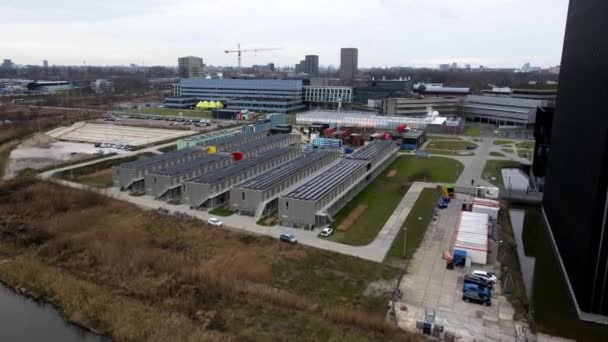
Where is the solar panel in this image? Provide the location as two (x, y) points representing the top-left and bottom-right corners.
(151, 153), (231, 176)
(190, 147), (297, 184)
(283, 159), (367, 201)
(118, 147), (204, 169)
(237, 150), (337, 191)
(348, 140), (395, 161)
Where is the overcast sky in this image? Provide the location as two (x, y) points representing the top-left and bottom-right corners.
(1, 0), (569, 68)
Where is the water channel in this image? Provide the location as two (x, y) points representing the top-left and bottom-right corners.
(509, 205), (608, 341)
(0, 283), (108, 342)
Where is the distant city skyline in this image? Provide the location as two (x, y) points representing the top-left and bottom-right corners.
(2, 0), (568, 68)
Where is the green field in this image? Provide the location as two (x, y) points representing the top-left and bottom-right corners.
(425, 139), (477, 151)
(328, 156), (463, 246)
(502, 148), (515, 154)
(387, 188), (440, 259)
(425, 149), (474, 156)
(426, 135), (463, 140)
(481, 159), (522, 187)
(516, 141), (535, 149)
(493, 140), (515, 145)
(158, 144), (178, 153)
(489, 151), (506, 157)
(134, 108), (212, 118)
(209, 206), (235, 217)
(517, 149), (533, 160)
(463, 126), (481, 137)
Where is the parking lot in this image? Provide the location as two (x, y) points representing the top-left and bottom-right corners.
(395, 195), (519, 341)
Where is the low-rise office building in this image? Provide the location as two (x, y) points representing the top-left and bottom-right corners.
(144, 153), (232, 200)
(463, 95), (543, 126)
(112, 147), (206, 193)
(184, 147), (302, 209)
(401, 130), (427, 150)
(176, 127), (244, 149)
(383, 97), (461, 116)
(278, 140), (398, 228)
(303, 86), (352, 104)
(223, 133), (300, 158)
(166, 79), (305, 113)
(229, 150), (340, 217)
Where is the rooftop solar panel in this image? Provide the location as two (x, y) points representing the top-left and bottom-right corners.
(283, 159), (367, 201)
(118, 147), (203, 169)
(190, 147), (297, 184)
(150, 153), (231, 176)
(348, 140), (395, 161)
(237, 151), (337, 191)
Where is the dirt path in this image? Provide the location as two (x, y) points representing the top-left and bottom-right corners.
(386, 169), (397, 178)
(337, 205), (368, 232)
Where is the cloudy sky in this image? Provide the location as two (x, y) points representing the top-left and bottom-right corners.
(1, 0), (569, 68)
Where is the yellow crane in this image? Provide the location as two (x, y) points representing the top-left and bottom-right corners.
(224, 43), (282, 73)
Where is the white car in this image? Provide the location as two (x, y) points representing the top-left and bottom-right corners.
(472, 270), (498, 284)
(319, 227), (334, 237)
(207, 218), (223, 226)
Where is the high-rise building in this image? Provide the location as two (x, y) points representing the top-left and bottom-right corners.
(304, 55), (319, 75)
(542, 0), (608, 323)
(340, 48), (358, 83)
(178, 56), (204, 78)
(43, 60), (48, 68)
(1, 59), (14, 69)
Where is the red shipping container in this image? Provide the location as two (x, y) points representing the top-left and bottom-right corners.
(232, 151), (243, 161)
(397, 124), (407, 133)
(324, 128), (335, 136)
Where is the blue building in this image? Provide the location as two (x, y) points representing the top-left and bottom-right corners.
(165, 79), (305, 113)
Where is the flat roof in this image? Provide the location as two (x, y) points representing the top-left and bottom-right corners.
(237, 150), (337, 191)
(190, 146), (297, 184)
(403, 130), (425, 139)
(222, 133), (295, 153)
(348, 140), (395, 161)
(151, 153), (231, 176)
(283, 159), (367, 201)
(118, 147), (203, 169)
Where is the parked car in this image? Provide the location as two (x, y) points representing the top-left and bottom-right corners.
(462, 290), (491, 306)
(280, 233), (297, 244)
(464, 274), (493, 289)
(463, 283), (491, 297)
(207, 217), (223, 226)
(472, 270), (498, 284)
(319, 227), (334, 237)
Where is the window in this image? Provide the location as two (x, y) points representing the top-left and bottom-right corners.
(285, 201), (289, 209)
(242, 192), (245, 200)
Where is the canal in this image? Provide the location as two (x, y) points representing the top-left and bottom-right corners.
(509, 205), (608, 341)
(0, 283), (108, 342)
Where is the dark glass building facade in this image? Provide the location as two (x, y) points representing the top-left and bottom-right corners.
(542, 0), (608, 323)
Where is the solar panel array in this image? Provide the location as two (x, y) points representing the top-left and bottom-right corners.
(119, 147), (203, 169)
(282, 159), (367, 201)
(221, 133), (295, 153)
(151, 153), (231, 176)
(190, 147), (297, 184)
(211, 131), (267, 149)
(349, 140), (396, 161)
(237, 151), (336, 191)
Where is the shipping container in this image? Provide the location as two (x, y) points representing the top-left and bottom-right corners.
(231, 151), (243, 161)
(206, 146), (217, 154)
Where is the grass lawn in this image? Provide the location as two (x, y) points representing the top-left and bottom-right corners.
(517, 149), (533, 160)
(463, 126), (481, 137)
(387, 188), (440, 259)
(481, 159), (522, 187)
(425, 149), (474, 156)
(209, 206), (235, 217)
(493, 140), (515, 145)
(329, 155), (463, 246)
(425, 139), (477, 151)
(489, 151), (506, 157)
(515, 141), (535, 149)
(0, 140), (20, 178)
(426, 135), (463, 140)
(502, 148), (515, 154)
(135, 108), (212, 118)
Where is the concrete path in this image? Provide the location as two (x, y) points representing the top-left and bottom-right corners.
(44, 175), (438, 263)
(367, 182), (438, 260)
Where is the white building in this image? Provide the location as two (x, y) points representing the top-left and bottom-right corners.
(303, 86), (352, 104)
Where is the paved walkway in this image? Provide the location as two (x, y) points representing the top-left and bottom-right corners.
(45, 175), (438, 263)
(396, 196), (517, 341)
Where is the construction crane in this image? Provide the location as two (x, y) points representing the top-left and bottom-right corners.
(224, 43), (282, 73)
